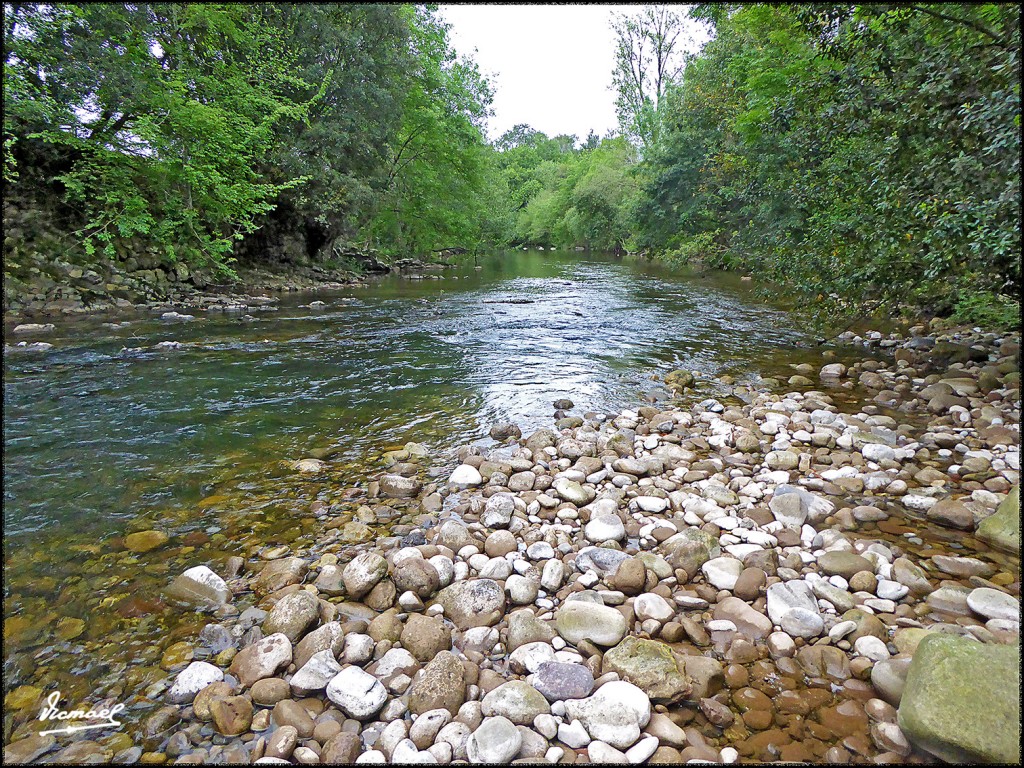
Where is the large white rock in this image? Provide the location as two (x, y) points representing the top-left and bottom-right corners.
(563, 681), (651, 750)
(585, 514), (626, 543)
(632, 593), (674, 623)
(466, 716), (522, 763)
(167, 661), (224, 704)
(766, 580), (820, 627)
(449, 464), (483, 485)
(635, 497), (669, 513)
(701, 557), (745, 591)
(290, 649), (343, 693)
(326, 666), (388, 719)
(165, 565), (231, 609)
(555, 601), (628, 647)
(966, 588), (1020, 622)
(482, 494), (515, 528)
(862, 444), (896, 463)
(343, 552), (389, 599)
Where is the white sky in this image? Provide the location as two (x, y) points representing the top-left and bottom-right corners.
(441, 4), (707, 144)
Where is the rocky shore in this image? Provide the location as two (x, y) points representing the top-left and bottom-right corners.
(3, 239), (448, 323)
(3, 323), (1020, 765)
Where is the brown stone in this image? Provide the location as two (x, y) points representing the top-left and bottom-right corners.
(401, 614), (452, 662)
(407, 650), (466, 715)
(926, 498), (975, 529)
(193, 681), (235, 720)
(365, 578), (397, 611)
(733, 568), (766, 601)
(254, 557), (308, 595)
(368, 610), (404, 644)
(209, 695), (253, 736)
(272, 699), (315, 738)
(322, 732), (361, 763)
(612, 557), (647, 595)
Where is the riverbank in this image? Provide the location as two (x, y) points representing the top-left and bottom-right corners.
(2, 256), (460, 325)
(4, 321), (1018, 764)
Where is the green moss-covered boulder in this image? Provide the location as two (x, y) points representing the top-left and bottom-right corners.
(898, 634), (1020, 764)
(602, 637), (690, 703)
(976, 485), (1020, 555)
(664, 369), (695, 392)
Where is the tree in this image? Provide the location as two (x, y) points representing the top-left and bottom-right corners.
(366, 5), (498, 255)
(248, 4), (413, 261)
(4, 3), (317, 271)
(633, 2), (1020, 324)
(611, 5), (691, 149)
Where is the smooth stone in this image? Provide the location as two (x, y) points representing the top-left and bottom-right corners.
(165, 565), (231, 609)
(633, 592), (674, 622)
(480, 680), (551, 725)
(563, 681), (651, 750)
(817, 551), (875, 580)
(326, 666), (388, 720)
(976, 485), (1020, 554)
(766, 580), (819, 626)
(449, 464), (483, 486)
(262, 591), (320, 643)
(585, 514), (626, 543)
(714, 597), (773, 640)
(230, 633), (293, 688)
(555, 600), (627, 647)
(124, 529), (169, 553)
(780, 607), (824, 638)
(290, 649), (343, 693)
(167, 661), (224, 704)
(533, 661), (595, 701)
(966, 588), (1020, 622)
(465, 716), (522, 764)
(343, 552), (389, 599)
(701, 557), (745, 591)
(575, 547), (631, 577)
(436, 579), (506, 629)
(898, 634), (1020, 764)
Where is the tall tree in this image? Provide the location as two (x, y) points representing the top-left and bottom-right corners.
(4, 3), (316, 270)
(366, 5), (497, 254)
(611, 5), (690, 149)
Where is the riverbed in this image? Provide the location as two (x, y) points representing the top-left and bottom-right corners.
(3, 250), (1017, 763)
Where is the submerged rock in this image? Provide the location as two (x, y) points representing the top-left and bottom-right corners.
(164, 565), (231, 610)
(124, 529), (169, 553)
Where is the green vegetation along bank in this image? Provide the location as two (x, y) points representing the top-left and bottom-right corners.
(3, 3), (1020, 327)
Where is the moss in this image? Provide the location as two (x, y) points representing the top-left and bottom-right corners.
(898, 634), (1020, 764)
(976, 485), (1020, 555)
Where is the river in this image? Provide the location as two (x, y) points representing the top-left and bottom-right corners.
(2, 249), (863, 749)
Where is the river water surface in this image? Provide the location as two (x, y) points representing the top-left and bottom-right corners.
(3, 250), (855, 748)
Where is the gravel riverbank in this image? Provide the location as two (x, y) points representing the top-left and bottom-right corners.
(3, 322), (1019, 765)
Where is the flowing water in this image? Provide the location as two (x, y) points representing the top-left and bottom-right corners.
(2, 250), (876, 749)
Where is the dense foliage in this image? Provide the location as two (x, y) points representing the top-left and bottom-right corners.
(631, 3), (1021, 324)
(491, 126), (639, 252)
(3, 3), (498, 272)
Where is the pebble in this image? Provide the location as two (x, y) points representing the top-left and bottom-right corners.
(18, 325), (1015, 768)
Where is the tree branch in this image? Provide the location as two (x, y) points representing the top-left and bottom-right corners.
(907, 5), (1011, 47)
